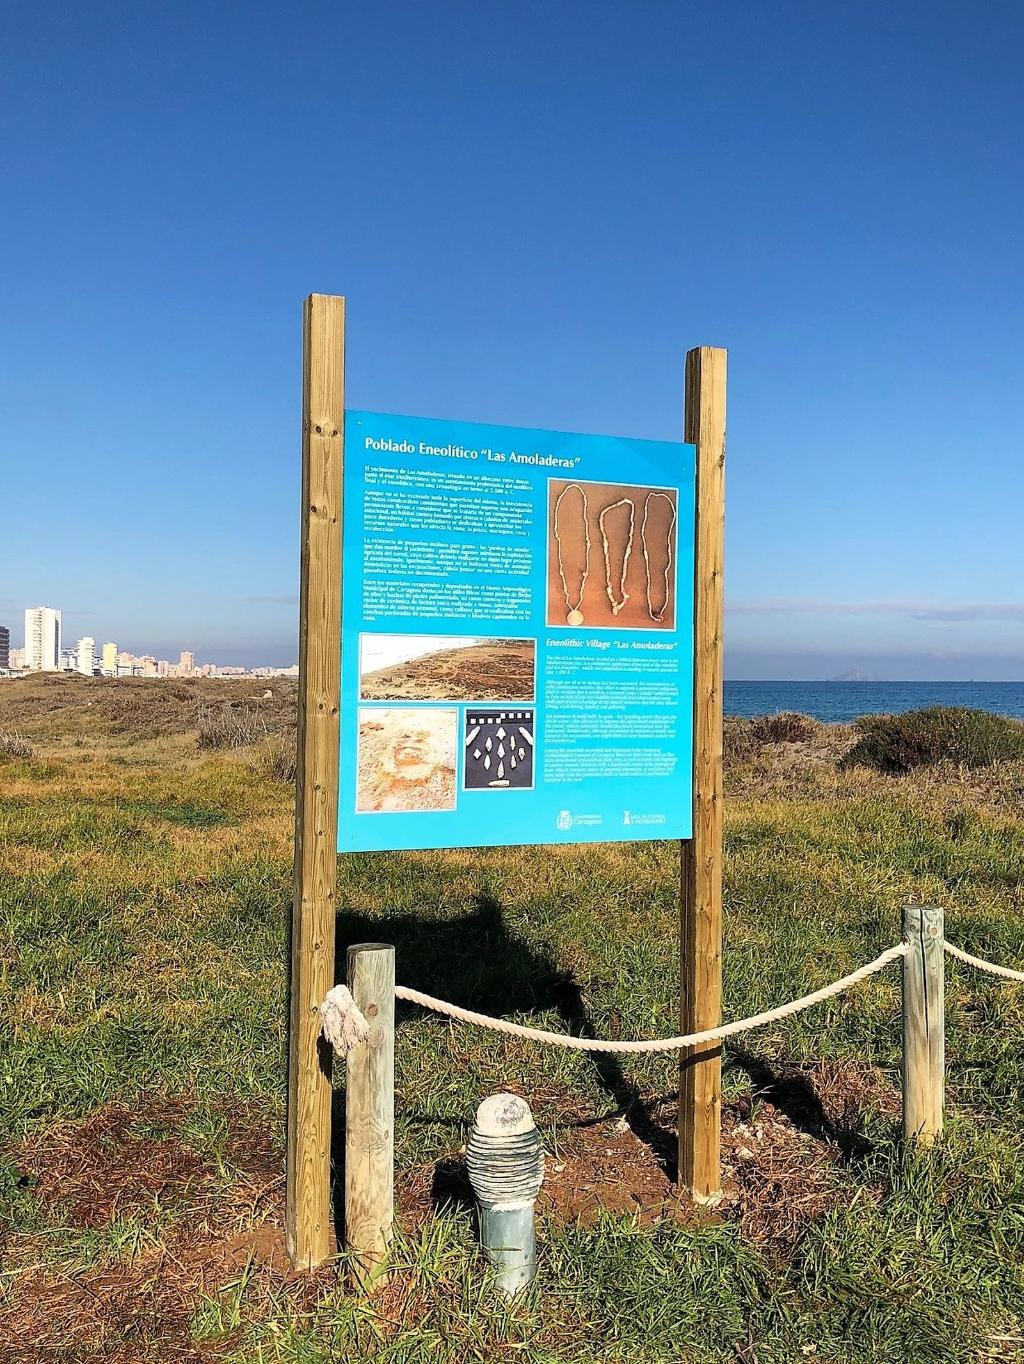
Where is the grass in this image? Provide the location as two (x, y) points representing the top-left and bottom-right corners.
(3, 680), (1024, 1361)
(844, 706), (1024, 774)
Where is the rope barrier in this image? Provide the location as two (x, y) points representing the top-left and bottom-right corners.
(320, 940), (1024, 1059)
(944, 941), (1024, 983)
(388, 944), (909, 1054)
(328, 922), (1024, 1271)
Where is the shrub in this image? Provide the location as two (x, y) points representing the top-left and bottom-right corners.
(724, 712), (820, 764)
(750, 711), (819, 745)
(843, 706), (1024, 774)
(253, 733), (297, 784)
(723, 716), (758, 763)
(0, 730), (33, 760)
(196, 702), (268, 750)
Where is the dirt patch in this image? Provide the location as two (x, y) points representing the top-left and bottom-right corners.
(0, 1218), (332, 1364)
(397, 1114), (684, 1230)
(722, 1103), (849, 1254)
(720, 1058), (897, 1253)
(1, 1064), (896, 1358)
(1, 1099), (328, 1364)
(542, 1118), (685, 1225)
(15, 1099), (207, 1227)
(9, 1095), (286, 1233)
(397, 1062), (895, 1255)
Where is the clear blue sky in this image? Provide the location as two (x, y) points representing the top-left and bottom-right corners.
(3, 1), (1022, 677)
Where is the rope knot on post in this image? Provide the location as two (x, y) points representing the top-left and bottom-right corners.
(319, 984), (370, 1054)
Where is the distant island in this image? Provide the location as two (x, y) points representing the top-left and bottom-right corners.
(829, 668), (885, 682)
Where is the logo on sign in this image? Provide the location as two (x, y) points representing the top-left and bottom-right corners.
(556, 810), (572, 831)
(624, 810), (667, 827)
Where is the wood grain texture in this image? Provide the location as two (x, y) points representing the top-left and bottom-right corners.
(286, 294), (345, 1269)
(678, 345), (727, 1201)
(345, 943), (395, 1284)
(902, 904), (945, 1144)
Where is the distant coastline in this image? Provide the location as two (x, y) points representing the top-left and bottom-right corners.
(725, 680), (1024, 724)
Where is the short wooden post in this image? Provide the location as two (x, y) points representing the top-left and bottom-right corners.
(345, 943), (395, 1285)
(902, 904), (944, 1144)
(678, 346), (727, 1201)
(286, 294), (345, 1268)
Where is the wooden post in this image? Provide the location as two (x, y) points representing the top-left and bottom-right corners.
(286, 294), (345, 1268)
(902, 904), (944, 1144)
(678, 346), (727, 1201)
(345, 943), (395, 1284)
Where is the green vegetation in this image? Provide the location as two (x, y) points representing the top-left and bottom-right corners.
(3, 682), (1024, 1361)
(845, 705), (1024, 774)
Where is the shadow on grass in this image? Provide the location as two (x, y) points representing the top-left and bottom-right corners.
(322, 895), (885, 1242)
(725, 1047), (876, 1159)
(329, 891), (683, 1227)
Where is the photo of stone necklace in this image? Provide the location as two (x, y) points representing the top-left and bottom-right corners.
(598, 497), (635, 616)
(552, 482), (590, 625)
(641, 490), (677, 622)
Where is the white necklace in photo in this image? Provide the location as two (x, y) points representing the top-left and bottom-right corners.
(641, 491), (677, 623)
(553, 483), (590, 625)
(599, 497), (635, 617)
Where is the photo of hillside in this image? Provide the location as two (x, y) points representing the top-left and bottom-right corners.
(359, 635), (536, 702)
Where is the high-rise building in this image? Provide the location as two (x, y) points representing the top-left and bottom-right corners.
(24, 607), (61, 671)
(75, 637), (96, 676)
(101, 642), (118, 676)
(0, 625), (9, 670)
(179, 650), (195, 674)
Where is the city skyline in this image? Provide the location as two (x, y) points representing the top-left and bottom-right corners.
(5, 603), (296, 677)
(4, 595), (1024, 682)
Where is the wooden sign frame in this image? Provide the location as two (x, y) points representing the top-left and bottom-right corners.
(284, 294), (726, 1266)
(679, 347), (727, 1201)
(286, 294), (345, 1268)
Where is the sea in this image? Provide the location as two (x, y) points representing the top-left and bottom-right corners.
(724, 681), (1024, 724)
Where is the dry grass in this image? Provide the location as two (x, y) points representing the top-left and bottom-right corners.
(0, 730), (33, 760)
(251, 733), (297, 784)
(0, 673), (296, 743)
(196, 702), (268, 750)
(4, 681), (1024, 1362)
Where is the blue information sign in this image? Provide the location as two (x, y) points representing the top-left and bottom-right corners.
(338, 411), (695, 851)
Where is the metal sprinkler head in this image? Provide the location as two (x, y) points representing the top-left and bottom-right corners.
(466, 1094), (545, 1295)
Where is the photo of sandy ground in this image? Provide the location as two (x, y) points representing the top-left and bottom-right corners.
(359, 635), (536, 702)
(356, 707), (457, 813)
(547, 479), (678, 631)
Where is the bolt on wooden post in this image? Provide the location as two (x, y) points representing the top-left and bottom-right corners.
(345, 943), (395, 1285)
(286, 294), (345, 1269)
(902, 903), (945, 1144)
(678, 346), (727, 1202)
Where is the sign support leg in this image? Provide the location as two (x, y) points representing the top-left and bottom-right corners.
(345, 942), (396, 1283)
(678, 345), (727, 1201)
(286, 293), (346, 1268)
